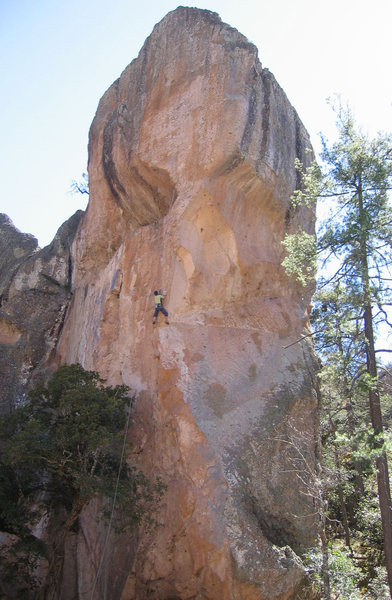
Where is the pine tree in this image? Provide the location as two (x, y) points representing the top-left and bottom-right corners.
(283, 103), (392, 596)
(312, 284), (389, 591)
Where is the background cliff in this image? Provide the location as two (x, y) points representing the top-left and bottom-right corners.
(1, 7), (319, 599)
(0, 211), (83, 413)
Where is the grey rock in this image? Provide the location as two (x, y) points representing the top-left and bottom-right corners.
(0, 211), (83, 413)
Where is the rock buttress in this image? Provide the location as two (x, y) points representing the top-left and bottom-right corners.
(56, 7), (319, 600)
(0, 211), (83, 413)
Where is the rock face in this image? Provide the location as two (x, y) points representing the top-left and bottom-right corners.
(53, 8), (319, 599)
(2, 7), (319, 599)
(0, 211), (83, 412)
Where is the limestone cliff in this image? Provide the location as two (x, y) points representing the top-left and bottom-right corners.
(1, 7), (319, 599)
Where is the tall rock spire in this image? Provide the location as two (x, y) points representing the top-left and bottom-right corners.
(2, 7), (319, 599)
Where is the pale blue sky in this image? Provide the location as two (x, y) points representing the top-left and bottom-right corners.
(1, 0), (391, 246)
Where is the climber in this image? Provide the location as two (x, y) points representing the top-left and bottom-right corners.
(153, 290), (169, 325)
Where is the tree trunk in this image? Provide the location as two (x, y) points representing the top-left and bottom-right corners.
(359, 184), (392, 597)
(364, 302), (392, 597)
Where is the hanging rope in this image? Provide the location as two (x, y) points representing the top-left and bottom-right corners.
(282, 329), (319, 349)
(90, 406), (131, 600)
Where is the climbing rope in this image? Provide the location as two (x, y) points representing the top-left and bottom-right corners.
(282, 329), (318, 349)
(90, 405), (131, 600)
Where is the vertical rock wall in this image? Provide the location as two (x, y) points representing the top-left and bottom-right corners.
(0, 212), (83, 413)
(55, 7), (317, 599)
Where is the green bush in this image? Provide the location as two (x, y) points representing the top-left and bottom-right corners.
(304, 545), (362, 600)
(0, 364), (164, 596)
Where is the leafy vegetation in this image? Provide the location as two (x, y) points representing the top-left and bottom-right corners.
(282, 101), (392, 599)
(0, 364), (164, 598)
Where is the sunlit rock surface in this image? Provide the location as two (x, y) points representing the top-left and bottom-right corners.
(1, 7), (319, 599)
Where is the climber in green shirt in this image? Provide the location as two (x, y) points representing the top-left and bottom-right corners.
(153, 291), (169, 325)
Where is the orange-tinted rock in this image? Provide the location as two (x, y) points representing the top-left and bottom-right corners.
(55, 7), (318, 599)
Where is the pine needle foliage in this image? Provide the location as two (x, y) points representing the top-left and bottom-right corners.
(282, 101), (392, 598)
